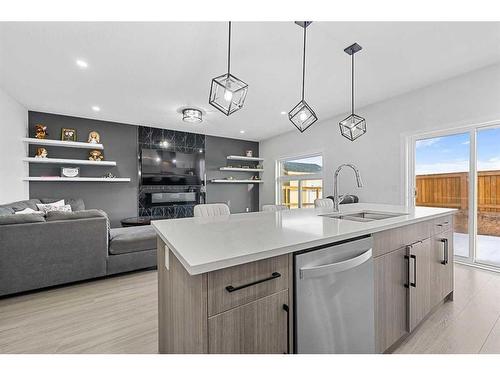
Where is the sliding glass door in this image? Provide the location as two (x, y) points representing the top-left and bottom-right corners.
(411, 123), (500, 269)
(414, 133), (471, 260)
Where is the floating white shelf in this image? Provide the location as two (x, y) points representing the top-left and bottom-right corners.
(23, 157), (116, 166)
(23, 138), (104, 150)
(219, 167), (264, 172)
(226, 155), (264, 162)
(210, 179), (263, 184)
(23, 177), (130, 182)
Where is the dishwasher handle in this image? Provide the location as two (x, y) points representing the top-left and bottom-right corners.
(299, 248), (372, 279)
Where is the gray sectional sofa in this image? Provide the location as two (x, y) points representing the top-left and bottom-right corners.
(0, 198), (157, 297)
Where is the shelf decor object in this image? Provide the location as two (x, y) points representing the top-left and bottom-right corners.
(182, 108), (203, 123)
(209, 21), (248, 116)
(288, 21), (318, 133)
(23, 138), (104, 150)
(339, 42), (367, 141)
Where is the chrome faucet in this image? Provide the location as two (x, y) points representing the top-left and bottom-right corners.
(333, 163), (363, 212)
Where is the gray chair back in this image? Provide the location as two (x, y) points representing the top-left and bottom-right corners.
(262, 204), (289, 212)
(194, 203), (230, 217)
(314, 198), (334, 208)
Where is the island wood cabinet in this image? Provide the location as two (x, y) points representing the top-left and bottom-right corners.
(373, 215), (454, 353)
(157, 214), (454, 354)
(157, 239), (292, 354)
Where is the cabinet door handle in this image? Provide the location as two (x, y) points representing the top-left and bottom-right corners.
(283, 304), (290, 354)
(410, 255), (417, 288)
(225, 272), (281, 293)
(440, 238), (449, 265)
(404, 255), (410, 289)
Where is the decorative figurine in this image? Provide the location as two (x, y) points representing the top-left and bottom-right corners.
(34, 124), (48, 139)
(35, 147), (48, 158)
(89, 150), (104, 161)
(61, 128), (77, 142)
(245, 150), (253, 157)
(88, 131), (100, 144)
(60, 167), (80, 178)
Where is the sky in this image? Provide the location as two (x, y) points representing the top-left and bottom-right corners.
(415, 128), (500, 175)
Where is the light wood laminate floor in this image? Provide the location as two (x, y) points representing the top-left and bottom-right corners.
(1, 264), (500, 354)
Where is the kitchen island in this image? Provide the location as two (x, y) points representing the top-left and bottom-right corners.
(152, 203), (456, 354)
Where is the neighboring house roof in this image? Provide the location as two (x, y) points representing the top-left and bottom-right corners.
(284, 162), (322, 174)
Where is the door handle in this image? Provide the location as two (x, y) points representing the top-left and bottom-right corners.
(299, 248), (372, 279)
(440, 238), (449, 265)
(225, 272), (281, 293)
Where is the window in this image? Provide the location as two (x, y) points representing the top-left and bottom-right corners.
(277, 154), (323, 209)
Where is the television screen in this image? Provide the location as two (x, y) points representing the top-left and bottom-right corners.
(141, 148), (204, 185)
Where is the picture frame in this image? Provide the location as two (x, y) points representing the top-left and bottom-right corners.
(61, 128), (77, 142)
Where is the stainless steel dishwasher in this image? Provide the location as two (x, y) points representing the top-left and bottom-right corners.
(294, 236), (375, 354)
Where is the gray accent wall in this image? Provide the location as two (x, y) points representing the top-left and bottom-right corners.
(28, 112), (138, 227)
(205, 135), (259, 213)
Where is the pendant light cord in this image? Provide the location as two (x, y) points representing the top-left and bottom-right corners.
(227, 21), (232, 75)
(301, 25), (307, 100)
(351, 53), (355, 115)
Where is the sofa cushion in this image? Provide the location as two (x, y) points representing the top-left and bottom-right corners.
(109, 225), (157, 255)
(45, 209), (107, 222)
(0, 199), (42, 213)
(0, 207), (14, 216)
(40, 198), (85, 212)
(0, 213), (46, 225)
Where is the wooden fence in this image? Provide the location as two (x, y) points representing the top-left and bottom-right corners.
(416, 170), (500, 235)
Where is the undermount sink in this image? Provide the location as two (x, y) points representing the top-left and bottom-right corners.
(320, 210), (408, 222)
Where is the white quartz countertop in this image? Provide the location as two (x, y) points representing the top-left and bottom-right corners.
(151, 203), (456, 275)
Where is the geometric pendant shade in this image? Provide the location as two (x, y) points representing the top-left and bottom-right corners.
(288, 21), (318, 133)
(339, 42), (367, 141)
(209, 22), (248, 116)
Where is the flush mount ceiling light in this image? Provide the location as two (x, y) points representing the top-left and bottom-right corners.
(76, 59), (88, 69)
(209, 21), (248, 116)
(182, 108), (203, 123)
(339, 43), (367, 141)
(288, 21), (318, 133)
(91, 105), (100, 112)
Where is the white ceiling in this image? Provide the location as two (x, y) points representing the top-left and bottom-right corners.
(1, 22), (500, 141)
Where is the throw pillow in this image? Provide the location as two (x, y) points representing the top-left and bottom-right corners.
(36, 199), (67, 214)
(14, 207), (45, 215)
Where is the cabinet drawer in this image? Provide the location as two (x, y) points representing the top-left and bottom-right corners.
(433, 215), (453, 235)
(208, 290), (289, 354)
(208, 255), (288, 316)
(373, 221), (432, 257)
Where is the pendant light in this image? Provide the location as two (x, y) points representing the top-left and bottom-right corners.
(339, 42), (366, 141)
(288, 21), (318, 133)
(209, 21), (248, 116)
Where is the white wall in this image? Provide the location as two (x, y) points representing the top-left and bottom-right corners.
(0, 87), (28, 204)
(259, 63), (500, 208)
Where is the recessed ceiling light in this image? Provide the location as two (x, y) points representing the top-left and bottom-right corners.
(76, 59), (88, 69)
(91, 106), (100, 112)
(280, 111), (287, 115)
(240, 130), (245, 134)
